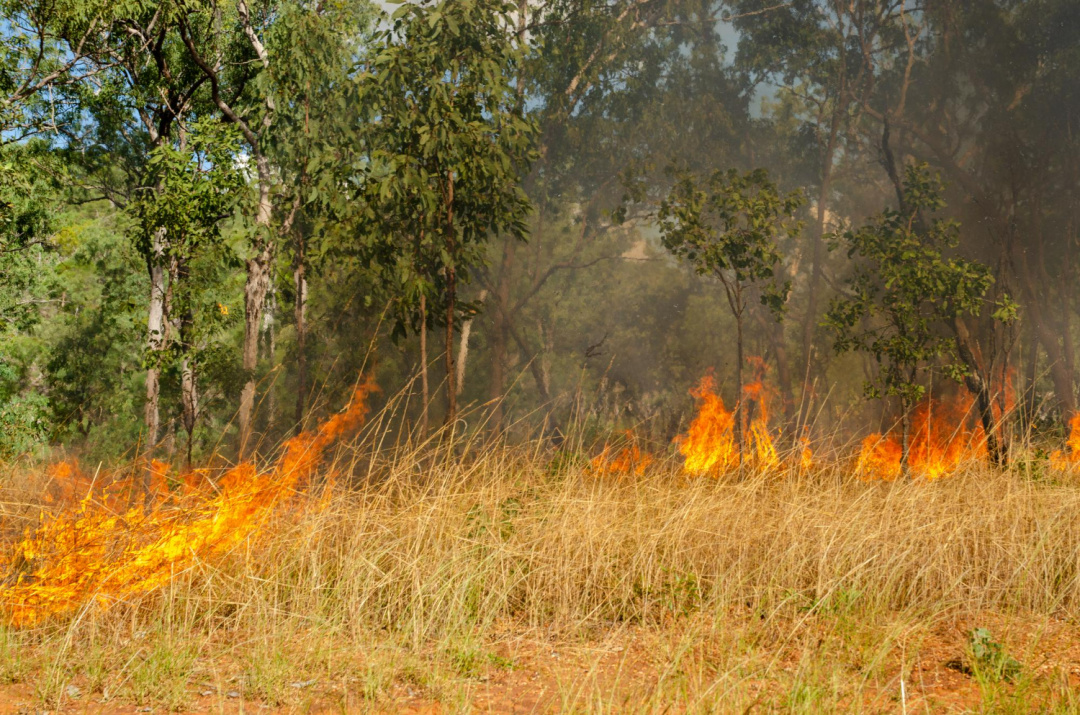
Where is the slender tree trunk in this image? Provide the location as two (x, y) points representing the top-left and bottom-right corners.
(293, 234), (308, 434)
(734, 306), (745, 470)
(488, 242), (514, 428)
(952, 317), (1004, 466)
(420, 293), (429, 433)
(181, 353), (197, 471)
(1023, 336), (1039, 428)
(798, 123), (839, 429)
(238, 241), (273, 455)
(144, 226), (168, 450)
(444, 173), (457, 426)
(456, 290), (487, 396)
(900, 400), (911, 475)
(262, 285), (277, 433)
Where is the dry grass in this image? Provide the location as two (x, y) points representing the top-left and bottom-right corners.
(4, 431), (1080, 712)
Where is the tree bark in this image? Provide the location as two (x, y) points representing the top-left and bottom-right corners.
(488, 245), (513, 428)
(456, 290), (487, 396)
(293, 233), (308, 434)
(239, 241), (273, 453)
(952, 316), (1004, 466)
(734, 300), (745, 470)
(144, 226), (167, 449)
(419, 293), (429, 433)
(798, 117), (840, 431)
(444, 172), (457, 426)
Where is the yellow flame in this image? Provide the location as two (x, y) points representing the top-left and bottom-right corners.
(0, 376), (377, 627)
(591, 431), (654, 477)
(856, 391), (986, 480)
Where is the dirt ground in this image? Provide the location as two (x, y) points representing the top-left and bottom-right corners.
(4, 610), (1079, 714)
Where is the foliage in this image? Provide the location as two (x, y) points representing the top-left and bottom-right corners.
(826, 165), (994, 411)
(968, 627), (1023, 683)
(353, 0), (537, 338)
(658, 167), (804, 318)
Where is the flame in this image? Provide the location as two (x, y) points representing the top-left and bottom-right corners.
(0, 376), (377, 627)
(677, 374), (739, 475)
(591, 431), (654, 477)
(856, 390), (987, 480)
(1050, 413), (1080, 469)
(676, 370), (799, 475)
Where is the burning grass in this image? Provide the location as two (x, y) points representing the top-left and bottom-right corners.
(1, 383), (1080, 710)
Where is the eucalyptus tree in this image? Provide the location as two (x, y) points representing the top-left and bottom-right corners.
(731, 0), (918, 422)
(826, 166), (1001, 471)
(355, 0), (536, 426)
(658, 167), (804, 462)
(262, 0), (373, 432)
(860, 0), (1080, 427)
(128, 120), (244, 468)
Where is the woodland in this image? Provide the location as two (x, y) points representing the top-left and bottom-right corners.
(3, 3), (1080, 712)
(0, 0), (1075, 471)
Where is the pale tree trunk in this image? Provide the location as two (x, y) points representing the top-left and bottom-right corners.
(262, 283), (277, 433)
(293, 234), (308, 433)
(144, 226), (168, 449)
(456, 290), (487, 395)
(444, 172), (457, 426)
(488, 242), (514, 429)
(239, 239), (273, 453)
(798, 123), (839, 431)
(419, 294), (429, 433)
(734, 303), (744, 470)
(180, 353), (197, 471)
(180, 0), (276, 456)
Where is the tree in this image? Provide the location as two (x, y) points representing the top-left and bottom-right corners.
(657, 167), (803, 463)
(128, 121), (243, 468)
(262, 1), (372, 433)
(355, 0), (537, 426)
(826, 165), (1000, 472)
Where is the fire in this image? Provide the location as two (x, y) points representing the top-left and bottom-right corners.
(0, 376), (377, 627)
(1050, 413), (1080, 468)
(856, 390), (987, 480)
(677, 374), (739, 475)
(676, 370), (803, 475)
(591, 431), (654, 477)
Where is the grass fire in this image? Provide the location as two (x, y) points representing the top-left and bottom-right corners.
(0, 0), (1078, 711)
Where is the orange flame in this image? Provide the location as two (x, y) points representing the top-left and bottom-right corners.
(0, 376), (377, 627)
(591, 431), (654, 477)
(1050, 413), (1080, 469)
(676, 370), (803, 475)
(856, 390), (987, 480)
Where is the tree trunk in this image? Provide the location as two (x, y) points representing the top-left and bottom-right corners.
(734, 306), (745, 470)
(293, 235), (308, 434)
(263, 284), (277, 433)
(180, 353), (197, 471)
(488, 241), (514, 429)
(1023, 336), (1039, 428)
(952, 316), (1005, 466)
(175, 256), (197, 473)
(900, 401), (911, 476)
(238, 242), (273, 455)
(419, 293), (429, 433)
(444, 172), (457, 426)
(798, 121), (839, 430)
(144, 226), (167, 450)
(456, 290), (487, 396)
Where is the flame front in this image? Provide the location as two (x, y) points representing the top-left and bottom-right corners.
(591, 431), (654, 477)
(676, 372), (800, 475)
(856, 391), (987, 480)
(0, 376), (377, 627)
(1051, 413), (1080, 468)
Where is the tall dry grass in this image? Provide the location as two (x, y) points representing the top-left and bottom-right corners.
(5, 415), (1080, 711)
